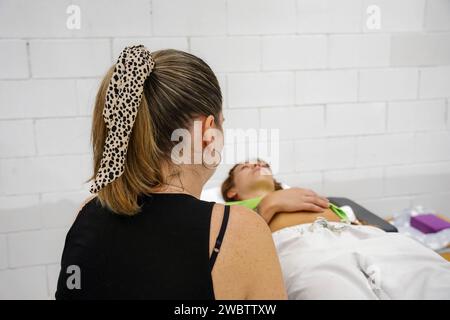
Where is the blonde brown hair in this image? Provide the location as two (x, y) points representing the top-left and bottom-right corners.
(88, 49), (222, 215)
(221, 159), (283, 202)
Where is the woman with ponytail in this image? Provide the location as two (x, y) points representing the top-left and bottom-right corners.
(55, 46), (286, 300)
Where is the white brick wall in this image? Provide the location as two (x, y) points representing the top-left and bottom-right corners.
(30, 40), (111, 78)
(0, 0), (449, 299)
(326, 102), (386, 135)
(295, 70), (358, 104)
(228, 0), (297, 35)
(262, 36), (327, 70)
(362, 0), (426, 32)
(228, 72), (295, 107)
(387, 100), (447, 132)
(359, 68), (419, 101)
(191, 37), (261, 72)
(329, 34), (391, 68)
(0, 40), (29, 79)
(419, 66), (450, 98)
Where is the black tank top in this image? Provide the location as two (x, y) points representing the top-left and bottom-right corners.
(55, 193), (230, 300)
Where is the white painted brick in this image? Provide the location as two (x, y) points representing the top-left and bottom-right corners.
(223, 109), (260, 130)
(0, 266), (48, 299)
(0, 80), (78, 119)
(0, 195), (41, 233)
(385, 162), (450, 196)
(0, 0), (69, 38)
(0, 40), (28, 79)
(0, 155), (91, 194)
(261, 106), (325, 140)
(387, 100), (447, 132)
(359, 68), (419, 101)
(152, 0), (226, 36)
(391, 34), (450, 66)
(358, 197), (411, 219)
(424, 0), (450, 31)
(30, 40), (111, 78)
(228, 72), (295, 108)
(113, 38), (189, 58)
(47, 264), (60, 299)
(262, 36), (327, 70)
(448, 99), (450, 129)
(414, 132), (450, 163)
(276, 172), (324, 194)
(412, 193), (450, 217)
(362, 0), (426, 32)
(0, 120), (35, 157)
(329, 34), (390, 68)
(228, 0), (296, 35)
(275, 141), (296, 174)
(294, 137), (356, 171)
(72, 0), (151, 37)
(420, 66), (450, 99)
(297, 0), (362, 33)
(8, 228), (67, 268)
(324, 167), (384, 199)
(0, 0), (151, 38)
(76, 78), (100, 116)
(326, 103), (386, 135)
(0, 235), (7, 270)
(355, 133), (415, 167)
(40, 190), (91, 229)
(217, 74), (228, 108)
(191, 37), (261, 73)
(296, 70), (357, 104)
(35, 117), (91, 155)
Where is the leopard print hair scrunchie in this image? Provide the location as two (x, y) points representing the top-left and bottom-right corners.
(89, 45), (155, 194)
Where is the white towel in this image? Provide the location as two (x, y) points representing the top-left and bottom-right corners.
(272, 219), (450, 300)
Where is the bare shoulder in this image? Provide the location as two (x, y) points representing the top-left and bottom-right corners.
(210, 203), (286, 299)
(228, 204), (272, 236)
(210, 203), (272, 251)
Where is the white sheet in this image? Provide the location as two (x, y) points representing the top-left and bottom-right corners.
(272, 219), (450, 300)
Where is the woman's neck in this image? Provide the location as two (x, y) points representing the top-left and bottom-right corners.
(238, 182), (275, 201)
(154, 164), (210, 199)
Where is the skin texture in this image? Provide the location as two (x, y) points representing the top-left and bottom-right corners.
(210, 203), (287, 299)
(268, 209), (341, 233)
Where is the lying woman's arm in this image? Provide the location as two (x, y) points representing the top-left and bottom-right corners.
(256, 188), (330, 224)
(268, 209), (341, 233)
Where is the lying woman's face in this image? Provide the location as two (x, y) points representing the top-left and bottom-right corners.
(229, 161), (276, 199)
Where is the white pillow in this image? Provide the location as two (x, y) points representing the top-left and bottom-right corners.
(200, 184), (291, 203)
(200, 186), (223, 203)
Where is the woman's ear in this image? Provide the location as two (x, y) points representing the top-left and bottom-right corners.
(227, 188), (238, 201)
(202, 115), (215, 147)
(203, 115), (215, 131)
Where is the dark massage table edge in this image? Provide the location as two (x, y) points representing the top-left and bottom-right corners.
(328, 197), (398, 233)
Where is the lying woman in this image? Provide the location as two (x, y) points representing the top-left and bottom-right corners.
(221, 160), (450, 300)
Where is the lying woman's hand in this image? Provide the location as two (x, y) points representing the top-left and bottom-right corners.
(257, 188), (329, 223)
